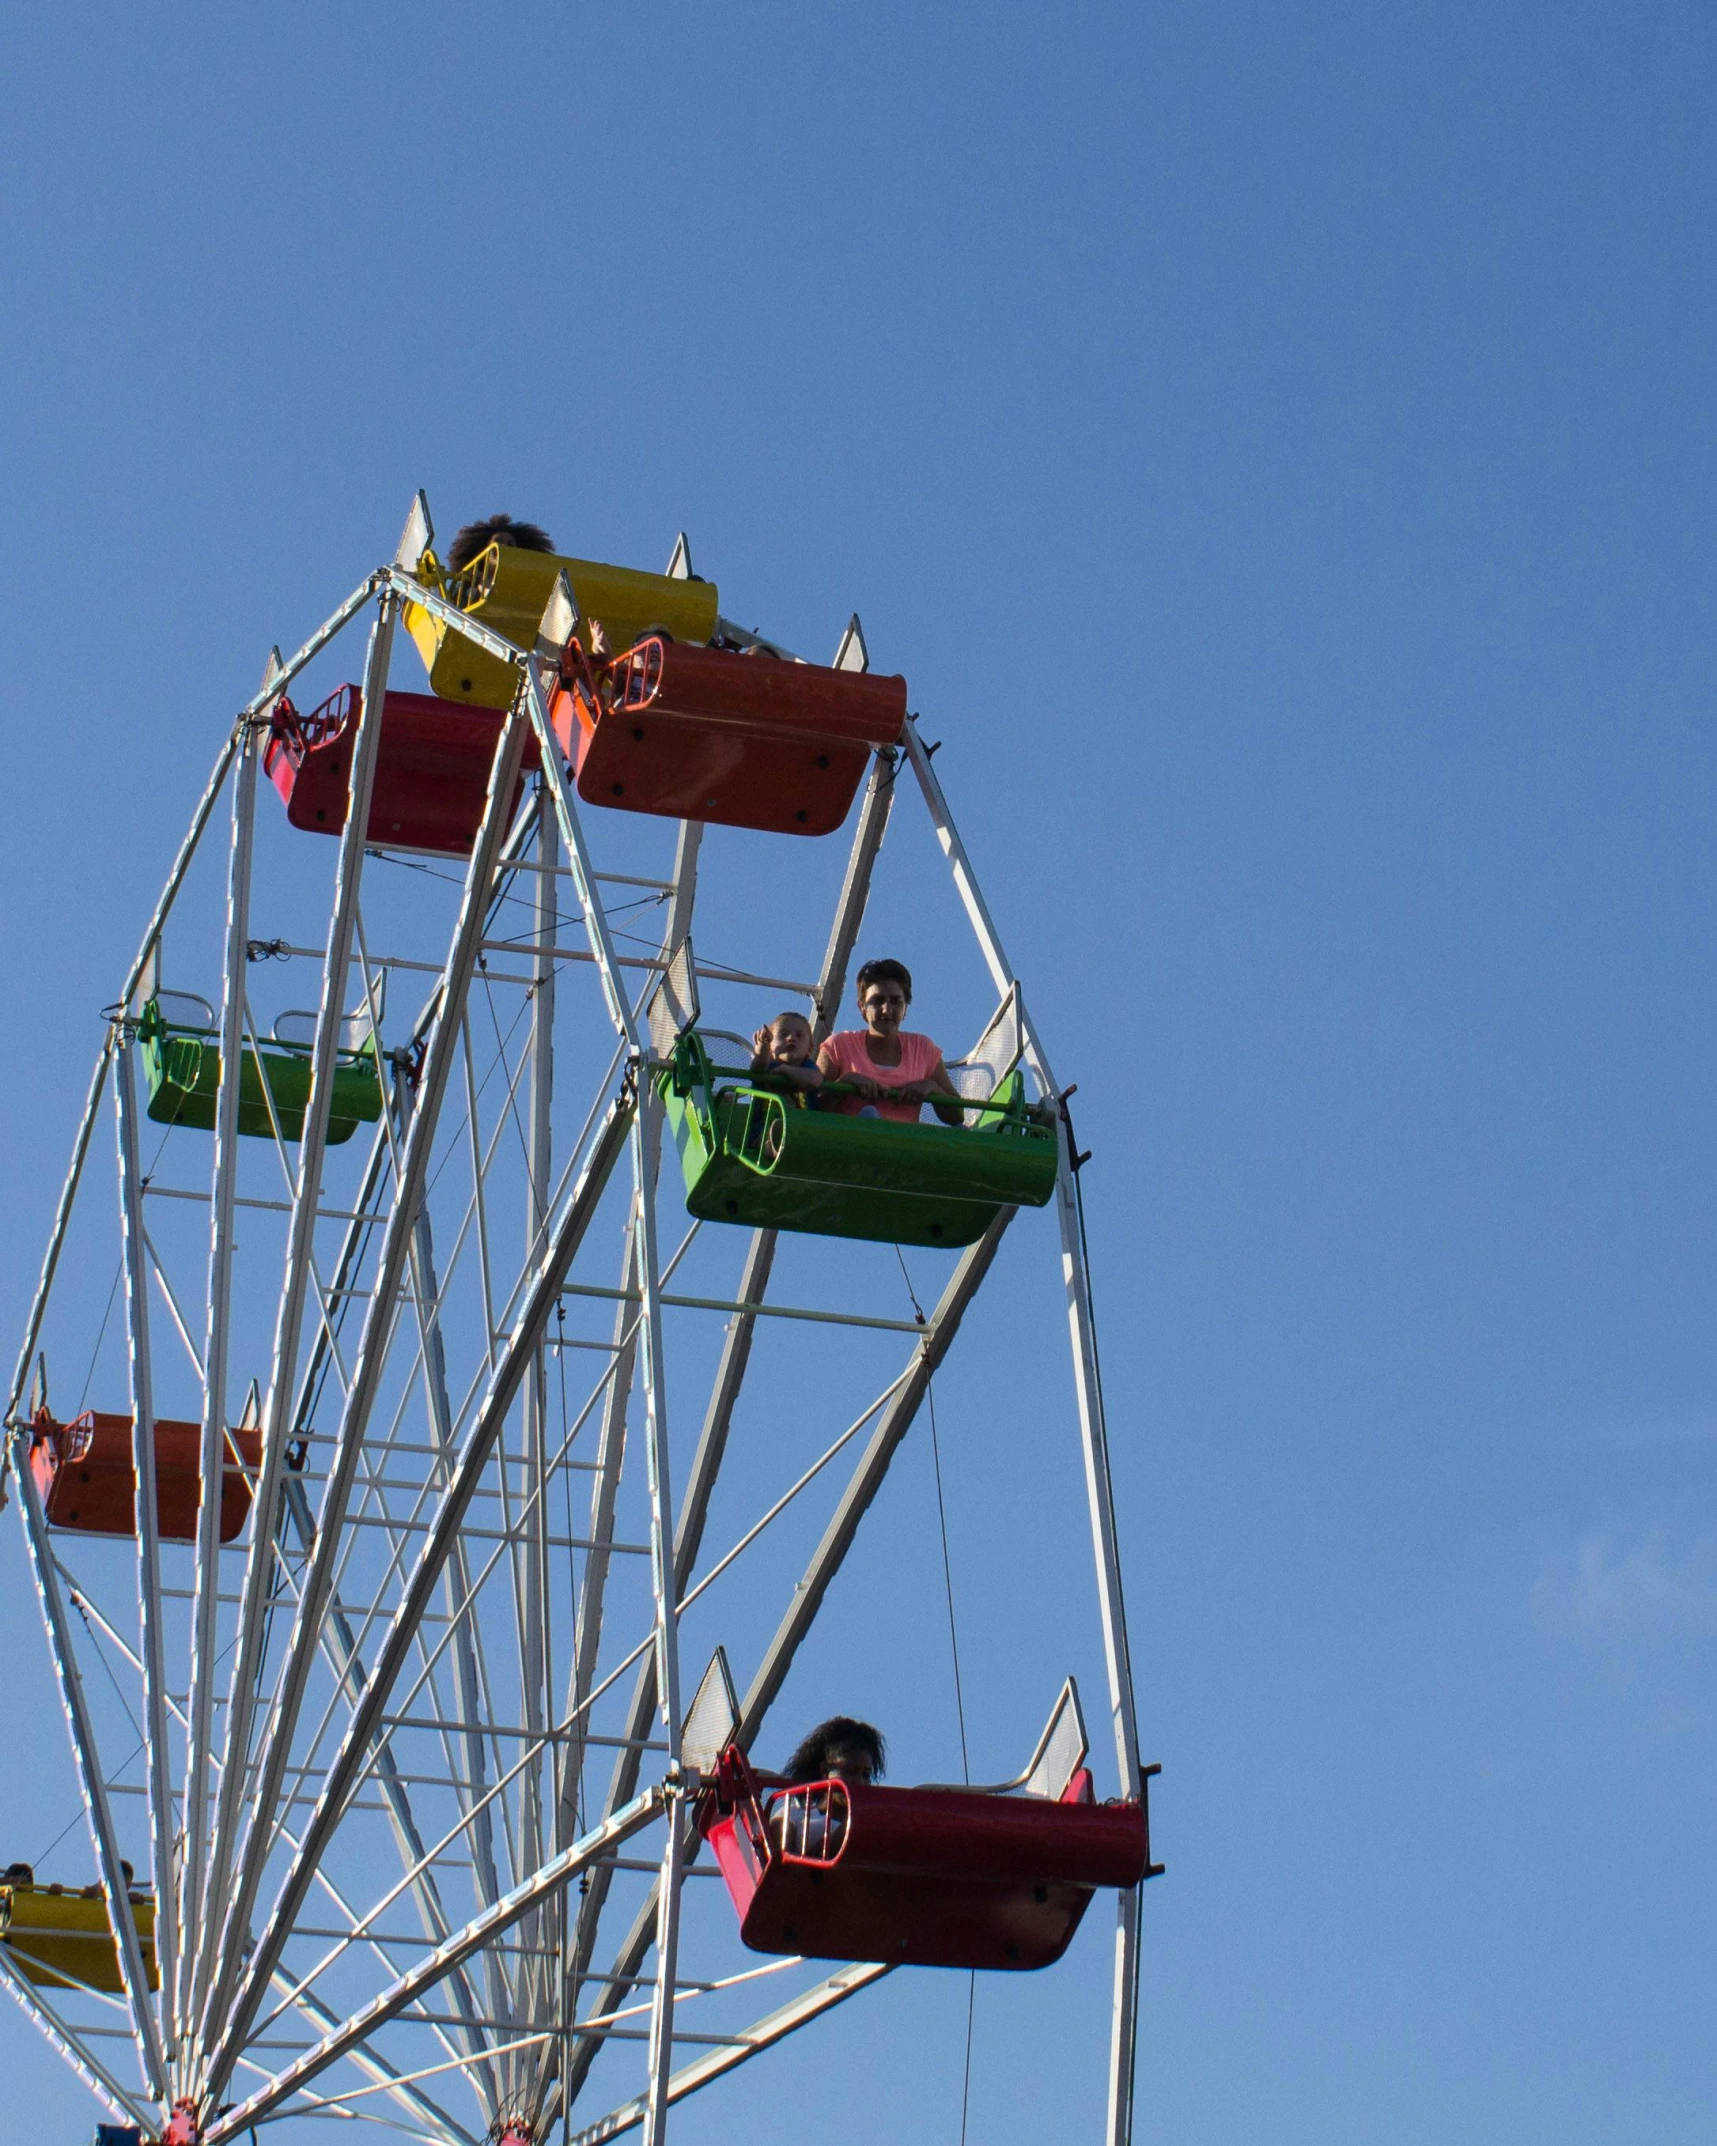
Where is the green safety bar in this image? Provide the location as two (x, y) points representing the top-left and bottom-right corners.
(656, 1030), (1060, 1249)
(138, 999), (385, 1147)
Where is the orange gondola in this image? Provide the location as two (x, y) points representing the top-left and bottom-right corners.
(29, 1410), (263, 1544)
(550, 635), (907, 835)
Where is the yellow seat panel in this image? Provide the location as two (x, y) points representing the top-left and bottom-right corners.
(0, 1883), (159, 1993)
(405, 544), (721, 707)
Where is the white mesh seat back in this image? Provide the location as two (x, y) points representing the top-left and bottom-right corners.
(681, 1647), (740, 1776)
(339, 970), (386, 1054)
(646, 937), (701, 1059)
(702, 1030), (761, 1066)
(947, 983), (1024, 1109)
(536, 567), (579, 660)
(1020, 1677), (1089, 1801)
(129, 941), (162, 1019)
(274, 973), (385, 1055)
(156, 990), (217, 1033)
(396, 489), (433, 574)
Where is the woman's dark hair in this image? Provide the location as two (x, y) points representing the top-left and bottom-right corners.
(854, 958), (912, 1002)
(446, 515), (556, 572)
(784, 1717), (886, 1783)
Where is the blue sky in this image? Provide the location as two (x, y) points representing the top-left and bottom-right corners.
(3, 1), (1716, 2140)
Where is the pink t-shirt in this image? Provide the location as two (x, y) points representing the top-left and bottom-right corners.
(821, 1029), (945, 1121)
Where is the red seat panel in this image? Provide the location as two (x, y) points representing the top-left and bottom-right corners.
(265, 686), (541, 857)
(702, 1770), (1149, 1973)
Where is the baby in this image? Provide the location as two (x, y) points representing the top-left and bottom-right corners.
(749, 1011), (823, 1105)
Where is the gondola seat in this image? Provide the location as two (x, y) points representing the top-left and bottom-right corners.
(550, 635), (907, 835)
(0, 1878), (158, 1993)
(699, 1745), (1152, 1973)
(264, 682), (540, 856)
(139, 991), (384, 1146)
(655, 1029), (1058, 1248)
(404, 542), (719, 709)
(29, 1410), (262, 1543)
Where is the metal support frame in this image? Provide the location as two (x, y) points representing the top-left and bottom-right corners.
(205, 1086), (634, 2098)
(7, 554), (1146, 2146)
(204, 1791), (665, 2143)
(201, 599), (402, 2015)
(0, 1946), (157, 2133)
(180, 718), (259, 2042)
(12, 1453), (167, 2098)
(559, 1213), (1012, 2113)
(566, 1959), (891, 2146)
(114, 1042), (178, 2079)
(554, 820), (711, 2088)
(550, 729), (903, 2125)
(7, 569), (379, 1439)
(812, 746), (896, 1039)
(738, 1210), (1012, 1737)
(902, 716), (1144, 2142)
(517, 788), (558, 2059)
(287, 1976), (482, 2146)
(204, 684), (533, 2087)
(502, 601), (693, 2146)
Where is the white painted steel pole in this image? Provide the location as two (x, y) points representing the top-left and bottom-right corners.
(903, 712), (1146, 2146)
(12, 1458), (168, 2099)
(180, 720), (258, 2043)
(114, 1041), (179, 2082)
(203, 598), (400, 1989)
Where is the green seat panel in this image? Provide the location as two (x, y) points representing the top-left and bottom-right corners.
(139, 1006), (383, 1147)
(658, 1044), (1058, 1249)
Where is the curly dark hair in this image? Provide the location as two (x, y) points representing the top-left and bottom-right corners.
(854, 958), (912, 1002)
(446, 515), (556, 572)
(783, 1717), (886, 1783)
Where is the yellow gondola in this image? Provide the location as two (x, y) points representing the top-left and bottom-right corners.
(404, 541), (720, 707)
(0, 1876), (158, 1993)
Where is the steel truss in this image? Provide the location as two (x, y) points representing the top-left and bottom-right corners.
(4, 513), (1144, 2145)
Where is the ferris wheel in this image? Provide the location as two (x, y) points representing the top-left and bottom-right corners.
(2, 497), (1155, 2146)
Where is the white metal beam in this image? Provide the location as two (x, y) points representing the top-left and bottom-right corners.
(204, 1087), (634, 2098)
(114, 1042), (178, 2080)
(203, 1789), (665, 2143)
(566, 1960), (892, 2145)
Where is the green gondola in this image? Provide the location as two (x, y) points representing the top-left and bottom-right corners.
(138, 995), (384, 1146)
(656, 1030), (1059, 1248)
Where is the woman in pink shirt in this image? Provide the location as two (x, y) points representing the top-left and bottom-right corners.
(817, 959), (965, 1125)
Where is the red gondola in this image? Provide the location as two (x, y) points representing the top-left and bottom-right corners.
(28, 1411), (263, 1544)
(550, 637), (907, 835)
(265, 683), (541, 857)
(698, 1742), (1155, 1972)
